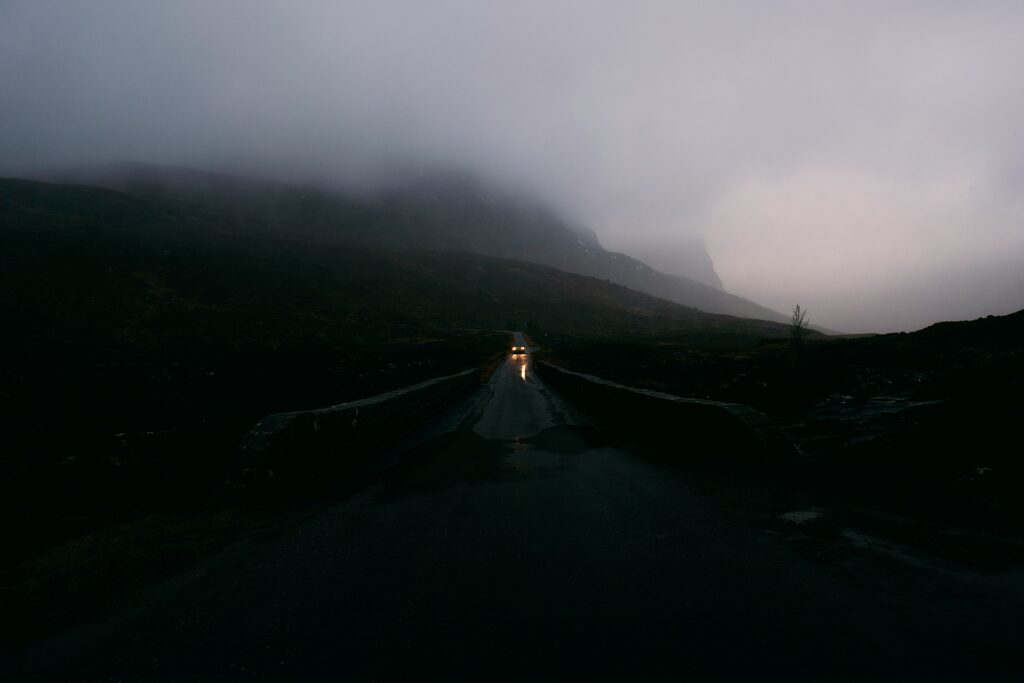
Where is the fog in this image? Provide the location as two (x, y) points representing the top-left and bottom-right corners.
(3, 1), (1023, 331)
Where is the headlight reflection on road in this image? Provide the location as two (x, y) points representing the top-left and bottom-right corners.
(520, 358), (528, 382)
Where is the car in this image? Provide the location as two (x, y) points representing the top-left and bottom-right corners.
(511, 345), (527, 355)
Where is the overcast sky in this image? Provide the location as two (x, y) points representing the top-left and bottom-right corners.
(3, 1), (1023, 331)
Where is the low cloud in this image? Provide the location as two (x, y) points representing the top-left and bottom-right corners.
(2, 1), (1022, 330)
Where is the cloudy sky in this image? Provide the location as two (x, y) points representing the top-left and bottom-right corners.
(3, 1), (1023, 331)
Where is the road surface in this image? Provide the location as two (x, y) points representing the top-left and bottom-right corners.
(18, 345), (1024, 680)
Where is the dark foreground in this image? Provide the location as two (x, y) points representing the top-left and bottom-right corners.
(11, 356), (1024, 681)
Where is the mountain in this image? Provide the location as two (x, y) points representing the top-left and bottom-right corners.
(0, 177), (796, 351)
(614, 236), (724, 290)
(37, 163), (786, 322)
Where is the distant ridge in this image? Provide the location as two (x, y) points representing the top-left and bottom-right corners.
(37, 163), (788, 323)
(0, 177), (799, 347)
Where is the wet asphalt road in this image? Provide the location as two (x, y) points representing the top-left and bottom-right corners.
(23, 352), (1024, 680)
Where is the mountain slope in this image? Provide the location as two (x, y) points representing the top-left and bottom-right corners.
(624, 236), (724, 290)
(0, 178), (797, 353)
(38, 163), (786, 322)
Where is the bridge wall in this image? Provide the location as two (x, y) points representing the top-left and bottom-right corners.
(231, 368), (480, 497)
(535, 361), (791, 457)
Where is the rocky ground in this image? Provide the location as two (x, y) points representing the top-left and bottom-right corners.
(542, 310), (1024, 541)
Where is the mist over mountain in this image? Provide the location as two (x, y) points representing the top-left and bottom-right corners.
(38, 163), (783, 322)
(619, 237), (723, 290)
(3, 2), (1023, 331)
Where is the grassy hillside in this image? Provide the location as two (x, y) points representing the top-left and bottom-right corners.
(37, 163), (787, 320)
(1, 178), (794, 356)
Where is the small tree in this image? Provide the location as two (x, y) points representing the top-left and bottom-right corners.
(791, 304), (810, 346)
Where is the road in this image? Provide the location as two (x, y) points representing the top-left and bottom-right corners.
(469, 336), (577, 440)
(19, 344), (1024, 680)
